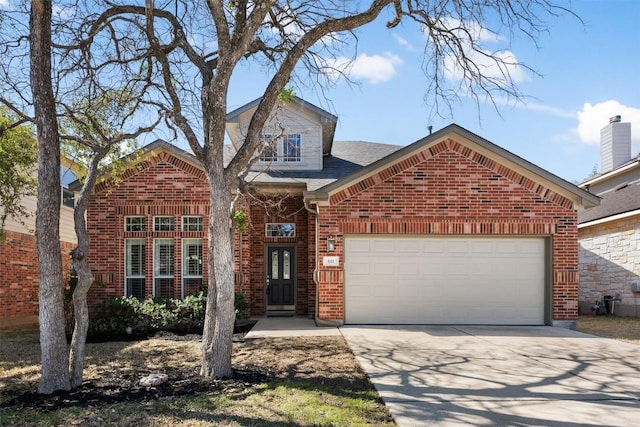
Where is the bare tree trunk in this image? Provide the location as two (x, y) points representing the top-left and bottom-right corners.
(30, 0), (70, 394)
(201, 179), (236, 378)
(69, 245), (93, 388)
(68, 151), (104, 387)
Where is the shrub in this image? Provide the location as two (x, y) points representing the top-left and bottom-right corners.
(89, 291), (247, 337)
(234, 292), (249, 320)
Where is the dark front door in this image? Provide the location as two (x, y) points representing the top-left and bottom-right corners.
(266, 246), (295, 312)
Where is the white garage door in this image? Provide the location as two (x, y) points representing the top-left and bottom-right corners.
(344, 236), (546, 325)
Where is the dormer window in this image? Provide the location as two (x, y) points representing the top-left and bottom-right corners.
(283, 134), (301, 162)
(260, 134), (278, 162)
(259, 134), (302, 163)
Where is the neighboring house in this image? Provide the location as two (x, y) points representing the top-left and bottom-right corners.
(578, 116), (640, 317)
(0, 160), (79, 330)
(85, 97), (598, 328)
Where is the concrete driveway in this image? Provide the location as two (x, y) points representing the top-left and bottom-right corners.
(340, 326), (640, 426)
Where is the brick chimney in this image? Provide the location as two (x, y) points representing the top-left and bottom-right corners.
(600, 115), (631, 173)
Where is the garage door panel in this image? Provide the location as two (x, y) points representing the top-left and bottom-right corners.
(345, 236), (545, 325)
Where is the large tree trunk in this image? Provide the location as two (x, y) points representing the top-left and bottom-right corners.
(68, 153), (102, 388)
(201, 179), (236, 378)
(30, 0), (70, 394)
(68, 249), (93, 388)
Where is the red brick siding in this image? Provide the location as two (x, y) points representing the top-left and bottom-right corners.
(244, 194), (310, 317)
(87, 154), (211, 311)
(0, 230), (74, 327)
(316, 138), (579, 323)
(87, 152), (313, 317)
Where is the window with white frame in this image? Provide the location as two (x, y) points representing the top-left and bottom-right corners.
(266, 223), (296, 237)
(154, 216), (174, 231)
(182, 216), (203, 232)
(153, 238), (174, 298)
(283, 134), (301, 162)
(182, 238), (204, 297)
(259, 134), (278, 162)
(125, 238), (146, 299)
(259, 134), (301, 163)
(125, 216), (146, 232)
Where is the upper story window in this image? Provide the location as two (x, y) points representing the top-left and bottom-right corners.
(259, 134), (301, 163)
(60, 166), (77, 208)
(259, 134), (278, 162)
(125, 216), (146, 232)
(266, 223), (295, 237)
(154, 216), (174, 232)
(283, 134), (301, 162)
(183, 216), (203, 232)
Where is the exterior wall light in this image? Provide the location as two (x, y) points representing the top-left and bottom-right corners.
(327, 237), (336, 252)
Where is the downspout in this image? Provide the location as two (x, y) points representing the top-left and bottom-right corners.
(304, 199), (341, 327)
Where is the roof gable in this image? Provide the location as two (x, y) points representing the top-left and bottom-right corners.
(93, 140), (205, 194)
(226, 96), (338, 155)
(306, 124), (600, 210)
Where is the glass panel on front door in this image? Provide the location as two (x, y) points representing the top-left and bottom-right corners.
(283, 250), (291, 280)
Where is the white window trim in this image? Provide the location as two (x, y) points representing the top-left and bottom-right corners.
(124, 238), (146, 298)
(153, 216), (174, 232)
(182, 216), (203, 232)
(258, 134), (302, 163)
(125, 216), (146, 232)
(153, 238), (174, 298)
(182, 238), (203, 298)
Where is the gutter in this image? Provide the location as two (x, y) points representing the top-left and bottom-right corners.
(578, 208), (640, 229)
(303, 199), (342, 327)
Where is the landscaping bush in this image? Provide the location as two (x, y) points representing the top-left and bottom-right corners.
(89, 292), (247, 338)
(235, 292), (249, 320)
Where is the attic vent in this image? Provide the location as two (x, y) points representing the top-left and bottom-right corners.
(615, 182), (629, 191)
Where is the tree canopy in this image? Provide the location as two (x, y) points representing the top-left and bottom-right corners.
(0, 109), (37, 239)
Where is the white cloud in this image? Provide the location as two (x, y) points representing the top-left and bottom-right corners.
(440, 18), (502, 43)
(323, 52), (403, 85)
(431, 18), (526, 85)
(521, 102), (575, 119)
(443, 48), (527, 84)
(575, 100), (640, 154)
(392, 34), (418, 52)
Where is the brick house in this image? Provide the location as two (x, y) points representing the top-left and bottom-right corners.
(578, 116), (640, 317)
(85, 97), (598, 328)
(0, 159), (78, 330)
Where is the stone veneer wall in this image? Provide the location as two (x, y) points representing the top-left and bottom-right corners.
(578, 214), (640, 317)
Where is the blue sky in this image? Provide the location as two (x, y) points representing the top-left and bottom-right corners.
(223, 0), (639, 183)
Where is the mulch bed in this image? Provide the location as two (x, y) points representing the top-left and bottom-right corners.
(2, 366), (272, 411)
(2, 320), (264, 411)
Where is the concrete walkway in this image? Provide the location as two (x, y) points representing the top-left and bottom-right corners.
(244, 317), (341, 338)
(341, 325), (640, 427)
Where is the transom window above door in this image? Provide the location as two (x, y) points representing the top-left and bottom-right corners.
(265, 223), (295, 237)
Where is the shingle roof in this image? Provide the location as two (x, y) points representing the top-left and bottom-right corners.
(227, 140), (402, 191)
(578, 182), (640, 224)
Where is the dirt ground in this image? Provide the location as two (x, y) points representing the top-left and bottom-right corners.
(0, 332), (370, 411)
(577, 315), (640, 343)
